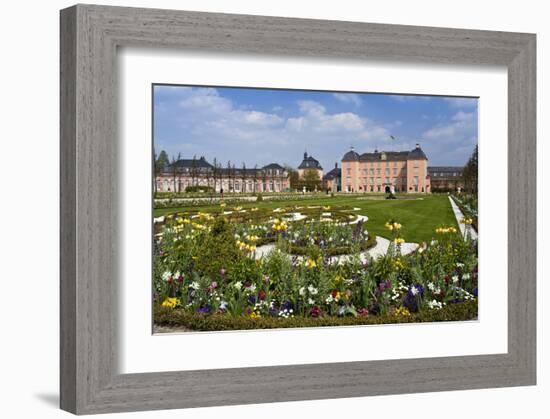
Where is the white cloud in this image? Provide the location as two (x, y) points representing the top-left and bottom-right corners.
(332, 93), (362, 106)
(451, 111), (474, 123)
(155, 87), (471, 169)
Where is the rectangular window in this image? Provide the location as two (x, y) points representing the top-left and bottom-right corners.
(393, 168), (397, 175)
(413, 176), (419, 185)
(385, 168), (390, 175)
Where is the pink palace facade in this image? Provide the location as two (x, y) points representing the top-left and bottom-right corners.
(341, 143), (431, 193)
(155, 157), (290, 193)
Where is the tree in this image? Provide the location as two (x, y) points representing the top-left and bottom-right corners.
(169, 155), (179, 192)
(302, 169), (321, 192)
(261, 167), (268, 192)
(241, 162), (247, 193)
(154, 149), (170, 193)
(252, 164), (259, 193)
(212, 158), (219, 192)
(175, 152), (182, 192)
(231, 163), (237, 192)
(190, 155), (198, 188)
(462, 145), (478, 195)
(156, 150), (170, 169)
(286, 166), (300, 190)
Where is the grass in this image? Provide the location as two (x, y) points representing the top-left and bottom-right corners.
(153, 193), (457, 243)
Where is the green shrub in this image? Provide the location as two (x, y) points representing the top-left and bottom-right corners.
(154, 299), (478, 331)
(256, 193), (263, 202)
(185, 185), (214, 193)
(194, 217), (244, 281)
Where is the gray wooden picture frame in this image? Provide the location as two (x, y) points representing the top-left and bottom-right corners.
(60, 4), (536, 415)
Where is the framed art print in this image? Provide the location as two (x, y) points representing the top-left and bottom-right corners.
(60, 4), (536, 414)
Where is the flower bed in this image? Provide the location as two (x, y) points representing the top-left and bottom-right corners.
(153, 203), (478, 329)
(451, 194), (478, 231)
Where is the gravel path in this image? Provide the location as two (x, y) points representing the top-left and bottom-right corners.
(254, 235), (418, 263)
(448, 196), (478, 240)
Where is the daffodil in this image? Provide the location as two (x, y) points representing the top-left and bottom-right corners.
(306, 258), (317, 268)
(394, 306), (411, 317)
(161, 297), (180, 308)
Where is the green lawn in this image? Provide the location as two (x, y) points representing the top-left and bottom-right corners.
(154, 194), (457, 244)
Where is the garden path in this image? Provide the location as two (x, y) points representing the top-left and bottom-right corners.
(254, 235), (418, 263)
(448, 196), (478, 240)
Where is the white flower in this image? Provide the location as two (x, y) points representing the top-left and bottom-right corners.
(410, 286), (419, 296)
(325, 295), (334, 304)
(427, 300), (443, 310)
(248, 284), (256, 293)
(219, 301), (228, 310)
(161, 271), (172, 282)
(308, 285), (318, 295)
(190, 281), (200, 290)
(173, 271), (180, 278)
(452, 275), (459, 283)
(299, 287), (306, 296)
(308, 298), (315, 305)
(462, 273), (470, 280)
(427, 282), (435, 291)
(456, 262), (464, 268)
(418, 247), (424, 254)
(234, 281), (243, 290)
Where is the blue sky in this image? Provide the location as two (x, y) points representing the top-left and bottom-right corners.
(153, 85), (478, 170)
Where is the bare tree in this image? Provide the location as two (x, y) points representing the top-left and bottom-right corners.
(261, 167), (268, 193)
(190, 155), (198, 189)
(241, 162), (247, 193)
(253, 164), (258, 193)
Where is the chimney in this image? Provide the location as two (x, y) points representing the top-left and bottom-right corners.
(335, 162), (338, 168)
(415, 143), (420, 149)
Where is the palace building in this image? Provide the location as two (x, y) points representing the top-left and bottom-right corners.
(323, 162), (342, 192)
(297, 152), (323, 180)
(428, 166), (464, 192)
(341, 144), (431, 193)
(155, 156), (290, 193)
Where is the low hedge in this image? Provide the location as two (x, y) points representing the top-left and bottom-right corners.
(288, 234), (377, 256)
(154, 299), (477, 331)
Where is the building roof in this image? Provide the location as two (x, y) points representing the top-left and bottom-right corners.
(342, 149), (360, 161)
(262, 163), (285, 170)
(323, 163), (341, 180)
(163, 157), (287, 175)
(342, 144), (428, 162)
(298, 152), (323, 170)
(428, 166), (463, 173)
(170, 156), (213, 169)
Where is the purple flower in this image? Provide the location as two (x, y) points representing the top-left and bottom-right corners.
(263, 275), (270, 284)
(281, 300), (293, 311)
(196, 306), (211, 314)
(473, 287), (478, 297)
(220, 268), (226, 277)
(379, 280), (392, 292)
(248, 295), (256, 304)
